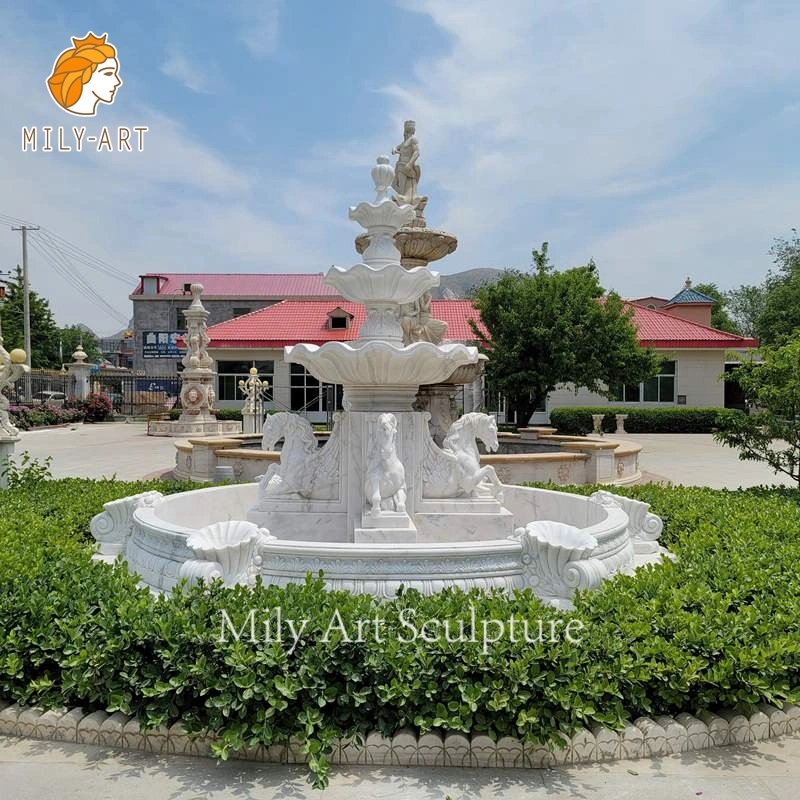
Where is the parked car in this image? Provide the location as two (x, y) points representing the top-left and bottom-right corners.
(32, 391), (67, 406)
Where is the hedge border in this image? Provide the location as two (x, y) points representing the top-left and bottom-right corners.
(1, 698), (797, 768)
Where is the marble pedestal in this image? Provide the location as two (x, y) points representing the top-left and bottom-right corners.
(0, 435), (19, 489)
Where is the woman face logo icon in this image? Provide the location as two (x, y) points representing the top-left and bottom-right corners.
(47, 32), (122, 116)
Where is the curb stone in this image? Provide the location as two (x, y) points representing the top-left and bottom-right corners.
(0, 701), (798, 768)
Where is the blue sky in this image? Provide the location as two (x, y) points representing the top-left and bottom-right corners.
(1, 0), (798, 334)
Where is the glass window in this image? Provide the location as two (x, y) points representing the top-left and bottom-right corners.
(232, 308), (252, 318)
(624, 384), (640, 402)
(659, 375), (675, 402)
(643, 376), (659, 402)
(290, 363), (338, 412)
(217, 360), (274, 401)
(329, 315), (348, 329)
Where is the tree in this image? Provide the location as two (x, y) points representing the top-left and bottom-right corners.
(692, 282), (741, 334)
(755, 230), (800, 345)
(725, 284), (766, 339)
(0, 267), (61, 368)
(470, 243), (661, 427)
(59, 325), (101, 366)
(0, 269), (101, 369)
(715, 336), (800, 486)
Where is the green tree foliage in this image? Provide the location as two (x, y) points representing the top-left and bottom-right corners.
(725, 284), (766, 339)
(715, 336), (800, 486)
(748, 230), (800, 345)
(59, 325), (101, 366)
(0, 267), (60, 367)
(692, 282), (741, 334)
(0, 268), (99, 368)
(470, 243), (660, 426)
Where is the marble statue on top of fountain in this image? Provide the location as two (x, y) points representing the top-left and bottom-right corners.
(392, 120), (427, 227)
(365, 413), (407, 517)
(256, 411), (341, 503)
(422, 412), (504, 502)
(390, 120), (448, 345)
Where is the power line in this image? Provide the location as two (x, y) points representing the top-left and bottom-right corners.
(29, 237), (129, 326)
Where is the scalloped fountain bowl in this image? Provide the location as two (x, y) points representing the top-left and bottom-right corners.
(286, 340), (479, 388)
(92, 481), (667, 608)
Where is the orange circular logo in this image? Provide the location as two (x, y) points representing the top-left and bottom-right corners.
(46, 32), (122, 116)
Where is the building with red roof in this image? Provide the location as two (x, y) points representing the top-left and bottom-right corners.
(202, 286), (756, 423)
(129, 272), (340, 375)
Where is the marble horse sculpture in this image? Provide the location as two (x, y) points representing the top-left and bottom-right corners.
(365, 413), (407, 516)
(258, 412), (340, 500)
(423, 412), (504, 501)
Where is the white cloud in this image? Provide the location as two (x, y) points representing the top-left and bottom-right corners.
(160, 50), (214, 94)
(373, 0), (800, 288)
(235, 0), (282, 58)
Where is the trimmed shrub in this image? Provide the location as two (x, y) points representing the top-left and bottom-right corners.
(83, 392), (113, 423)
(549, 406), (738, 435)
(0, 478), (798, 787)
(167, 407), (244, 421)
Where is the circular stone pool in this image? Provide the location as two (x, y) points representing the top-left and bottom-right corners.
(91, 481), (666, 609)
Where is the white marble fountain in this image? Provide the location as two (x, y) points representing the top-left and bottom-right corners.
(91, 157), (667, 609)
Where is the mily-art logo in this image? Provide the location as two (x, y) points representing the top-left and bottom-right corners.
(22, 31), (147, 152)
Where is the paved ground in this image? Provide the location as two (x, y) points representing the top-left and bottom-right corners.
(13, 422), (794, 489)
(14, 422), (178, 481)
(2, 733), (799, 799)
(606, 431), (795, 489)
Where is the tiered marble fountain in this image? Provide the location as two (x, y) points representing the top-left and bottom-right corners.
(91, 158), (667, 609)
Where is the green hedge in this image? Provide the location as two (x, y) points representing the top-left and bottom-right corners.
(167, 407), (243, 421)
(549, 406), (738, 434)
(0, 477), (798, 787)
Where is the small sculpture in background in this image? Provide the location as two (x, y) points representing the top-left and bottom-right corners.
(365, 413), (407, 517)
(0, 329), (29, 438)
(238, 366), (269, 434)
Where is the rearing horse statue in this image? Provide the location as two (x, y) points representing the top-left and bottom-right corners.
(422, 412), (504, 502)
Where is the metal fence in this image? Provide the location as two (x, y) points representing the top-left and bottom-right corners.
(92, 374), (181, 417)
(7, 369), (70, 406)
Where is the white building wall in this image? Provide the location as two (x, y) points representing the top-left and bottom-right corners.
(543, 349), (727, 420)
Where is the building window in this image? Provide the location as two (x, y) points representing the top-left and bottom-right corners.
(175, 306), (190, 330)
(217, 360), (274, 402)
(290, 363), (339, 412)
(612, 360), (675, 404)
(232, 307), (252, 318)
(329, 315), (348, 329)
(142, 276), (159, 295)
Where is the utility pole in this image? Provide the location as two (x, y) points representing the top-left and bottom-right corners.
(11, 224), (39, 368)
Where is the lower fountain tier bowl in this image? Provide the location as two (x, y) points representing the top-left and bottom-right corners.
(114, 482), (660, 604)
(286, 340), (479, 387)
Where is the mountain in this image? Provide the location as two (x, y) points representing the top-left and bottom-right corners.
(430, 268), (504, 299)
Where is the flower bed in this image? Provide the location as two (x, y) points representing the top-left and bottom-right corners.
(8, 404), (85, 430)
(0, 477), (798, 788)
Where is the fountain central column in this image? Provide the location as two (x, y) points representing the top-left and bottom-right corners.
(284, 157), (480, 542)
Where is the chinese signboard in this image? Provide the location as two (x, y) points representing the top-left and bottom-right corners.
(142, 331), (183, 359)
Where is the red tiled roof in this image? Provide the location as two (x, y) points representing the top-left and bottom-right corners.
(131, 273), (339, 297)
(206, 298), (757, 351)
(627, 303), (758, 348)
(206, 300), (486, 348)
